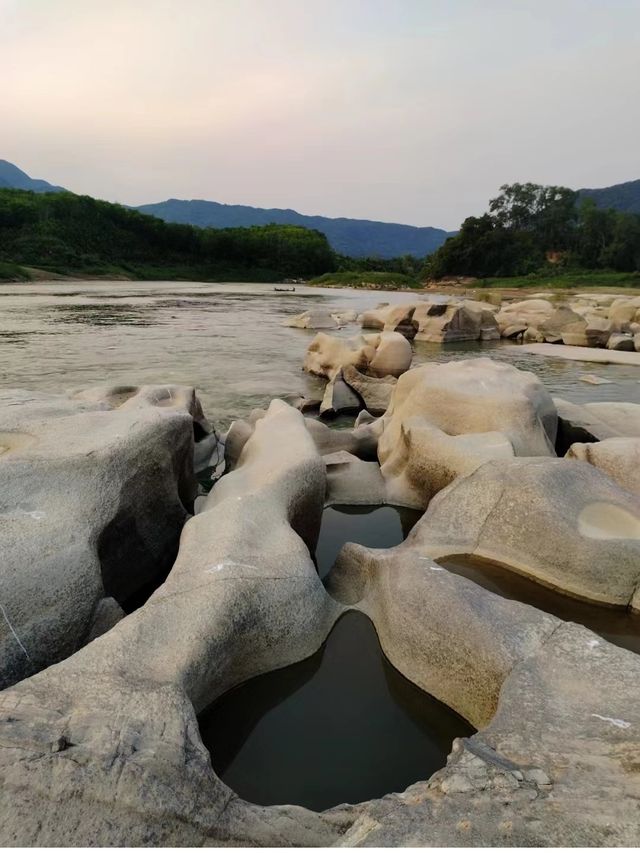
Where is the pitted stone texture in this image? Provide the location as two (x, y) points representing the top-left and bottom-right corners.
(0, 386), (198, 688)
(407, 456), (640, 606)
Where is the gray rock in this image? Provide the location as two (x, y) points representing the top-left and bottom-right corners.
(0, 385), (199, 688)
(341, 364), (397, 415)
(607, 332), (636, 351)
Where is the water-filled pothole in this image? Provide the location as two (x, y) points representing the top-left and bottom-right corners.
(198, 611), (474, 811)
(315, 504), (423, 579)
(440, 554), (640, 655)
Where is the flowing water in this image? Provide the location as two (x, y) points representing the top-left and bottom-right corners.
(0, 280), (638, 427)
(198, 610), (474, 811)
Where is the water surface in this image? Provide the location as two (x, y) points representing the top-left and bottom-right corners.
(0, 280), (637, 427)
(198, 611), (474, 811)
(441, 555), (640, 655)
(315, 504), (423, 579)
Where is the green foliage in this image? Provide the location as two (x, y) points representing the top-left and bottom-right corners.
(310, 271), (420, 289)
(425, 182), (640, 280)
(0, 189), (337, 281)
(0, 261), (31, 281)
(476, 271), (640, 289)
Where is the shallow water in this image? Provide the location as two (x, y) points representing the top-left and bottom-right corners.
(0, 280), (638, 427)
(198, 611), (474, 811)
(315, 504), (423, 579)
(440, 555), (640, 655)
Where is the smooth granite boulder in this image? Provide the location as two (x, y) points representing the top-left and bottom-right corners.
(0, 400), (342, 847)
(304, 330), (412, 380)
(567, 437), (640, 496)
(496, 298), (554, 335)
(282, 309), (338, 329)
(319, 370), (362, 416)
(405, 456), (640, 606)
(361, 303), (419, 338)
(413, 301), (499, 343)
(375, 360), (556, 507)
(0, 386), (200, 689)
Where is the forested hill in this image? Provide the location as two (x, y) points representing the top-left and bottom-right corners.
(135, 198), (453, 259)
(0, 189), (336, 281)
(578, 179), (640, 215)
(0, 160), (64, 193)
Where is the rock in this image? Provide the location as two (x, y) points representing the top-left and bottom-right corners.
(538, 307), (585, 344)
(304, 417), (380, 459)
(282, 309), (337, 329)
(319, 370), (362, 417)
(578, 374), (612, 385)
(502, 323), (528, 339)
(378, 358), (557, 459)
(361, 303), (418, 338)
(608, 296), (640, 332)
(635, 332), (640, 352)
(413, 301), (499, 343)
(607, 332), (635, 351)
(561, 316), (612, 348)
(0, 399), (342, 847)
(85, 597), (126, 642)
(341, 364), (397, 415)
(567, 438), (640, 496)
(354, 409), (378, 427)
(0, 386), (199, 688)
(523, 326), (545, 343)
(510, 342), (640, 366)
(407, 456), (640, 606)
(496, 299), (554, 336)
(581, 402), (640, 438)
(324, 451), (388, 505)
(331, 309), (358, 326)
(304, 331), (412, 380)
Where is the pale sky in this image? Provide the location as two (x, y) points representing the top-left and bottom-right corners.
(2, 0), (639, 229)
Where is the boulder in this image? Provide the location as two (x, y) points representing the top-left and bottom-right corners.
(282, 309), (337, 329)
(608, 296), (640, 332)
(538, 307), (585, 344)
(561, 316), (612, 348)
(0, 386), (200, 688)
(303, 331), (412, 380)
(361, 303), (418, 338)
(319, 370), (362, 417)
(406, 456), (640, 606)
(324, 450), (387, 505)
(567, 438), (640, 496)
(581, 402), (640, 438)
(607, 332), (635, 351)
(413, 301), (498, 343)
(496, 298), (554, 335)
(341, 364), (397, 415)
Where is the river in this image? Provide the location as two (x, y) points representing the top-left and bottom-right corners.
(0, 280), (638, 427)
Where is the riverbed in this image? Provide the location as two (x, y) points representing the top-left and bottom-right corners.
(0, 280), (638, 426)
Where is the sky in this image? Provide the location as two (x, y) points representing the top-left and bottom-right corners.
(2, 0), (639, 230)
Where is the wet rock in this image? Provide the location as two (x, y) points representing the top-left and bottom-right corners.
(324, 450), (387, 505)
(0, 386), (199, 688)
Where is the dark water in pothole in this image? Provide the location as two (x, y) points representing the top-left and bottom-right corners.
(198, 611), (474, 811)
(441, 554), (640, 655)
(315, 504), (423, 579)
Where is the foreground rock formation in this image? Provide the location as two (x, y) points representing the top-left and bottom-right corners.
(1, 358), (640, 846)
(0, 385), (206, 688)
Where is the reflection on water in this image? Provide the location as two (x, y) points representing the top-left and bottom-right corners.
(0, 281), (637, 427)
(198, 611), (474, 811)
(440, 554), (640, 655)
(315, 504), (423, 579)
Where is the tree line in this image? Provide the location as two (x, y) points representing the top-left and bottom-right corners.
(0, 189), (336, 280)
(424, 183), (640, 278)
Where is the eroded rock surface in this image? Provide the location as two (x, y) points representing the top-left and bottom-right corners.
(0, 385), (200, 688)
(304, 330), (412, 380)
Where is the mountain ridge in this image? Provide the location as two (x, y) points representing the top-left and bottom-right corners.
(0, 159), (64, 194)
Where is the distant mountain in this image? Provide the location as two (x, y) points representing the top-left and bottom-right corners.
(0, 160), (65, 193)
(578, 179), (640, 215)
(136, 198), (454, 259)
